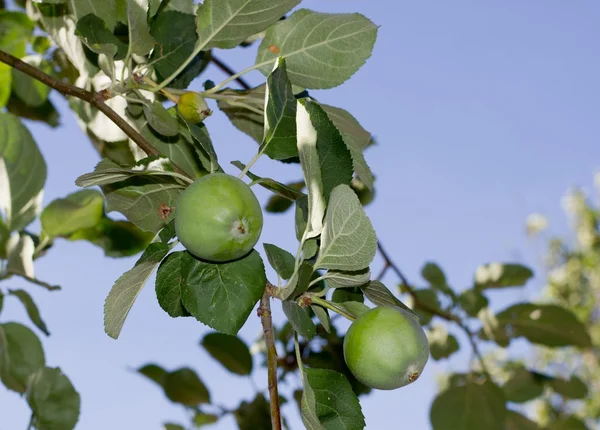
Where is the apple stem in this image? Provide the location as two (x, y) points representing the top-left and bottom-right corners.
(308, 295), (356, 322)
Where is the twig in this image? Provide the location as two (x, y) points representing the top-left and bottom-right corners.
(458, 322), (491, 378)
(0, 49), (191, 179)
(258, 286), (282, 430)
(0, 272), (60, 291)
(376, 240), (409, 286)
(210, 55), (251, 90)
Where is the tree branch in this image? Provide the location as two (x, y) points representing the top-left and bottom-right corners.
(0, 49), (191, 179)
(210, 55), (251, 90)
(259, 285), (282, 430)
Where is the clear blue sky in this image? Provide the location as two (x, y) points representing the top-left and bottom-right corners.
(2, 1), (600, 429)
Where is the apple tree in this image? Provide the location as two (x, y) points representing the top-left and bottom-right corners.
(0, 1), (595, 429)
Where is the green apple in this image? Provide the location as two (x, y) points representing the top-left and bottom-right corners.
(174, 173), (263, 262)
(343, 306), (429, 390)
(177, 92), (212, 123)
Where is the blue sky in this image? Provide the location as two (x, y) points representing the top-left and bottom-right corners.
(2, 1), (600, 429)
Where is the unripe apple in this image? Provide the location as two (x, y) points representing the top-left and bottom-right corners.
(177, 92), (212, 123)
(343, 306), (429, 390)
(174, 173), (263, 262)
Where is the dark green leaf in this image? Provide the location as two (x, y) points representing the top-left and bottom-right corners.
(196, 0), (300, 50)
(27, 367), (80, 430)
(549, 375), (588, 399)
(361, 281), (416, 316)
(155, 251), (190, 318)
(311, 305), (331, 333)
(458, 289), (489, 317)
(0, 322), (45, 393)
(233, 393), (271, 430)
(264, 243), (295, 280)
(104, 242), (172, 339)
(332, 288), (364, 304)
(548, 416), (588, 430)
(5, 94), (60, 128)
(0, 113), (47, 231)
(181, 250), (266, 335)
(502, 368), (545, 403)
(413, 289), (441, 325)
(265, 180), (305, 213)
(474, 263), (533, 290)
(421, 262), (455, 297)
(8, 289), (49, 336)
(336, 301), (370, 319)
(492, 303), (591, 348)
(430, 380), (507, 430)
(261, 57), (297, 160)
(256, 9), (378, 89)
(428, 326), (459, 360)
(505, 411), (540, 430)
(163, 424), (185, 430)
(217, 85), (265, 145)
(301, 367), (365, 430)
(163, 367), (210, 406)
(127, 0), (154, 56)
(322, 268), (371, 290)
(278, 262), (313, 300)
(232, 160), (305, 201)
(75, 13), (127, 59)
(144, 101), (179, 137)
(0, 292), (3, 315)
(193, 412), (219, 427)
(282, 301), (316, 340)
(70, 0), (116, 31)
(11, 56), (52, 107)
(201, 332), (253, 376)
(137, 363), (168, 387)
(41, 190), (105, 237)
(322, 105), (373, 189)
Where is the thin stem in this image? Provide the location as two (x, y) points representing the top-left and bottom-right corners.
(308, 296), (356, 322)
(0, 49), (191, 179)
(259, 290), (282, 430)
(210, 55), (251, 90)
(294, 332), (305, 380)
(238, 150), (263, 179)
(204, 62), (267, 94)
(203, 94), (263, 115)
(141, 76), (179, 103)
(0, 272), (61, 291)
(458, 322), (491, 379)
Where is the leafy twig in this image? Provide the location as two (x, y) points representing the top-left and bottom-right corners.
(0, 49), (191, 179)
(258, 285), (282, 430)
(210, 55), (251, 90)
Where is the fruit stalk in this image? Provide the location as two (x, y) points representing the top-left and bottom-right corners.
(259, 288), (282, 430)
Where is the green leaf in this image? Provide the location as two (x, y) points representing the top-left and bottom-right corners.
(0, 11), (35, 107)
(502, 368), (545, 403)
(261, 57), (298, 160)
(301, 367), (365, 430)
(427, 326), (459, 360)
(315, 184), (377, 271)
(233, 393), (272, 430)
(458, 289), (489, 317)
(265, 180), (305, 213)
(0, 292), (3, 315)
(0, 322), (45, 393)
(11, 56), (52, 107)
(421, 261), (456, 297)
(322, 105), (373, 189)
(26, 367), (81, 430)
(41, 190), (105, 237)
(181, 250), (266, 335)
(360, 281), (416, 316)
(8, 290), (49, 336)
(505, 411), (540, 430)
(143, 101), (179, 137)
(155, 251), (190, 318)
(163, 424), (185, 430)
(278, 262), (313, 300)
(264, 243), (295, 280)
(548, 416), (588, 430)
(549, 375), (588, 399)
(104, 242), (172, 339)
(492, 303), (591, 348)
(302, 99), (354, 204)
(321, 268), (370, 290)
(6, 233), (35, 278)
(193, 412), (219, 427)
(69, 0), (116, 31)
(137, 363), (168, 387)
(75, 13), (127, 59)
(196, 0), (299, 50)
(68, 217), (155, 258)
(282, 301), (316, 340)
(200, 332), (253, 375)
(430, 380), (507, 430)
(95, 159), (183, 233)
(127, 0), (155, 56)
(336, 301), (370, 319)
(150, 11), (207, 89)
(232, 161), (305, 201)
(256, 9), (378, 89)
(331, 288), (364, 304)
(412, 289), (441, 325)
(0, 113), (46, 231)
(474, 263), (534, 290)
(163, 367), (210, 406)
(5, 94), (60, 128)
(180, 119), (219, 174)
(311, 305), (331, 333)
(217, 85), (265, 145)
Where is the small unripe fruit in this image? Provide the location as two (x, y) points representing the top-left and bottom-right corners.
(343, 306), (429, 390)
(174, 173), (263, 262)
(177, 92), (212, 123)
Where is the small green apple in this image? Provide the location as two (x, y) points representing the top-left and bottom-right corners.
(174, 173), (263, 262)
(177, 92), (212, 123)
